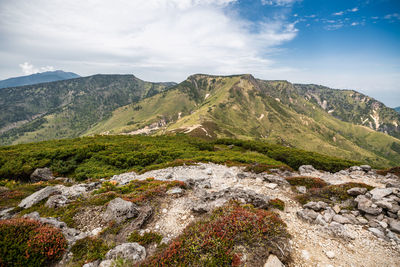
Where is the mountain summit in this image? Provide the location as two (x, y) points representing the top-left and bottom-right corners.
(0, 70), (80, 89)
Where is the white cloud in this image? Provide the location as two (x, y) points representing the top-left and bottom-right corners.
(261, 0), (300, 7)
(333, 11), (344, 16)
(19, 62), (54, 75)
(384, 13), (400, 20)
(0, 0), (299, 81)
(351, 22), (359, 26)
(350, 7), (359, 12)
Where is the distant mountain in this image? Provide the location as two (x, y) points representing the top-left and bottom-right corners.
(0, 70), (80, 88)
(1, 73), (400, 167)
(0, 74), (175, 144)
(395, 107), (400, 114)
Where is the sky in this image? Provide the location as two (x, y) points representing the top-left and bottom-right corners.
(0, 0), (399, 106)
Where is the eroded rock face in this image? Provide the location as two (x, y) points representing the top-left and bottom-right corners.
(30, 168), (55, 182)
(102, 198), (139, 223)
(105, 243), (146, 263)
(18, 186), (60, 209)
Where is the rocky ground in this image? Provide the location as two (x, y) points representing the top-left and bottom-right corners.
(1, 163), (400, 266)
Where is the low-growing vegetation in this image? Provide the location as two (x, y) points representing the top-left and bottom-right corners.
(286, 176), (328, 189)
(269, 198), (285, 211)
(0, 180), (46, 208)
(70, 237), (110, 265)
(128, 230), (163, 246)
(0, 218), (67, 266)
(94, 178), (186, 204)
(295, 182), (374, 205)
(141, 202), (291, 266)
(0, 135), (285, 181)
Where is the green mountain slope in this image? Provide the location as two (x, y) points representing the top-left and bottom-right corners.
(88, 74), (400, 167)
(0, 75), (175, 145)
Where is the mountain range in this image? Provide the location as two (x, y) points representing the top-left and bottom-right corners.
(0, 70), (80, 89)
(1, 73), (400, 167)
(395, 107), (400, 114)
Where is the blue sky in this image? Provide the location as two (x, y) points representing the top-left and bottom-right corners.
(0, 0), (399, 106)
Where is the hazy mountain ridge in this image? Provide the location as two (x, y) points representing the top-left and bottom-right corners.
(0, 74), (175, 144)
(1, 73), (400, 167)
(395, 107), (400, 114)
(0, 70), (80, 89)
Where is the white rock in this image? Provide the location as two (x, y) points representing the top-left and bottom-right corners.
(264, 254), (285, 267)
(325, 251), (335, 259)
(19, 186), (60, 209)
(266, 183), (278, 190)
(301, 250), (310, 260)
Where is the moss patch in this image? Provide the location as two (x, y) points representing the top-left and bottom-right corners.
(127, 231), (163, 246)
(70, 237), (110, 265)
(286, 176), (328, 189)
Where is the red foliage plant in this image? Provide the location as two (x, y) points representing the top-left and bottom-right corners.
(0, 218), (67, 266)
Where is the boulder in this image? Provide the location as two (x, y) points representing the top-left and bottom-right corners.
(349, 166), (363, 172)
(105, 243), (146, 263)
(368, 227), (385, 239)
(18, 186), (60, 209)
(102, 198), (139, 223)
(299, 165), (316, 174)
(0, 208), (14, 220)
(45, 194), (70, 208)
(264, 254), (285, 267)
(303, 201), (328, 211)
(354, 195), (382, 215)
(326, 222), (356, 240)
(369, 188), (393, 201)
(315, 214), (327, 226)
(99, 260), (114, 267)
(347, 187), (367, 196)
(375, 200), (393, 210)
(360, 165), (372, 172)
(333, 214), (352, 224)
(296, 186), (307, 194)
(389, 220), (400, 234)
(30, 168), (55, 182)
(167, 187), (184, 196)
(297, 209), (319, 222)
(266, 183), (278, 190)
(323, 207), (336, 223)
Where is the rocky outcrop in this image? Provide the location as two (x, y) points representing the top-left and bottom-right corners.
(104, 243), (146, 263)
(18, 186), (60, 208)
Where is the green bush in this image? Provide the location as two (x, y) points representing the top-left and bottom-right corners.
(0, 218), (67, 267)
(70, 237), (109, 264)
(286, 176), (328, 189)
(128, 231), (163, 246)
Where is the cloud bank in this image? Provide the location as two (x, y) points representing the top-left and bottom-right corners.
(0, 0), (298, 81)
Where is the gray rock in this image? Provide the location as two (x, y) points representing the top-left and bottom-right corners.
(369, 188), (393, 201)
(105, 243), (146, 263)
(347, 187), (367, 196)
(389, 220), (400, 234)
(102, 198), (138, 223)
(266, 183), (278, 190)
(355, 195), (382, 215)
(368, 227), (386, 239)
(323, 207), (336, 223)
(387, 211), (398, 219)
(83, 260), (100, 267)
(166, 187), (184, 196)
(333, 214), (352, 224)
(389, 203), (400, 214)
(299, 165), (316, 174)
(304, 201), (328, 211)
(315, 214), (327, 226)
(296, 186), (307, 194)
(264, 254), (284, 267)
(236, 173), (247, 179)
(99, 260), (114, 267)
(30, 168), (55, 182)
(192, 203), (210, 214)
(349, 166), (363, 172)
(360, 165), (372, 172)
(45, 194), (70, 209)
(357, 217), (368, 225)
(326, 222), (356, 240)
(263, 175), (289, 186)
(375, 200), (393, 210)
(18, 186), (60, 209)
(297, 209), (319, 222)
(0, 208), (14, 220)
